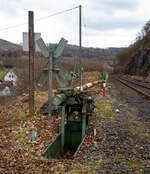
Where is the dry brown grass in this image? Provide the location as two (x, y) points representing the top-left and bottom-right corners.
(2, 55), (107, 90)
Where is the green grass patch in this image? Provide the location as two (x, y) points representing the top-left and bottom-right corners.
(0, 114), (5, 121)
(68, 165), (96, 174)
(28, 170), (43, 174)
(53, 164), (65, 174)
(95, 156), (106, 165)
(27, 154), (35, 163)
(0, 68), (9, 80)
(118, 157), (139, 167)
(12, 128), (31, 147)
(117, 155), (139, 167)
(95, 96), (115, 122)
(16, 129), (26, 139)
(19, 112), (30, 120)
(11, 112), (30, 123)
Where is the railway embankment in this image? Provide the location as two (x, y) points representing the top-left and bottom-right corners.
(0, 73), (150, 173)
(75, 75), (150, 173)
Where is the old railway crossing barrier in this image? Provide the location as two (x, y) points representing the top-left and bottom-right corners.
(37, 37), (95, 158)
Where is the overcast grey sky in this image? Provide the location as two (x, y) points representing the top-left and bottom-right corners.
(0, 0), (150, 48)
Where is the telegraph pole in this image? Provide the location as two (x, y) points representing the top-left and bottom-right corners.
(48, 52), (53, 122)
(28, 11), (35, 115)
(79, 5), (82, 90)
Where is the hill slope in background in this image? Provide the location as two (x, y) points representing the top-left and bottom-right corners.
(47, 43), (123, 66)
(0, 38), (123, 66)
(0, 39), (21, 52)
(125, 37), (150, 75)
(121, 20), (150, 75)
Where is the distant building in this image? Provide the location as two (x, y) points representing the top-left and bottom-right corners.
(23, 32), (41, 52)
(0, 68), (17, 96)
(4, 69), (18, 86)
(0, 86), (11, 96)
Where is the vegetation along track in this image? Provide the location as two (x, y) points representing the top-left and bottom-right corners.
(117, 76), (150, 99)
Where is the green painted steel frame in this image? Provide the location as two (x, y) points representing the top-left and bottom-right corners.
(42, 89), (94, 159)
(101, 72), (106, 80)
(61, 105), (66, 155)
(42, 121), (86, 159)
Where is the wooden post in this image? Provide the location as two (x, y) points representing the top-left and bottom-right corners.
(28, 11), (35, 115)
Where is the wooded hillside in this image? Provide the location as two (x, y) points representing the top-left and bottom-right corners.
(116, 20), (150, 75)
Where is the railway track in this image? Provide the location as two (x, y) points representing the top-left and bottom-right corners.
(117, 77), (150, 99)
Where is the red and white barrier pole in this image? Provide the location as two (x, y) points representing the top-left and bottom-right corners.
(75, 80), (102, 91)
(75, 80), (109, 98)
(103, 82), (106, 97)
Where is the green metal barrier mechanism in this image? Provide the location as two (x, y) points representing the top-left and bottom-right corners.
(47, 88), (94, 158)
(101, 72), (106, 80)
(37, 38), (95, 158)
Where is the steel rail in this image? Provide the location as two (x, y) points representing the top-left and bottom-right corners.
(120, 77), (150, 89)
(117, 78), (150, 99)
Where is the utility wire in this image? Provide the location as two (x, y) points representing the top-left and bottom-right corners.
(36, 6), (79, 22)
(0, 6), (79, 32)
(0, 23), (27, 31)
